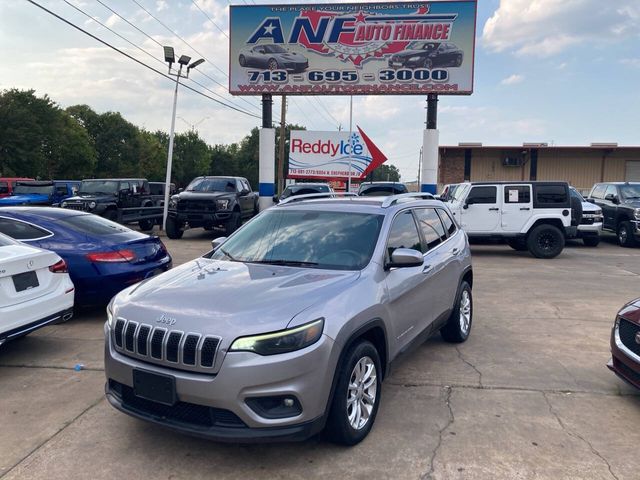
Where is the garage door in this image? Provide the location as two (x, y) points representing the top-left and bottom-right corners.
(626, 161), (640, 181)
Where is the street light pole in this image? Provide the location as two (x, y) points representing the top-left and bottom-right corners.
(347, 95), (353, 193)
(161, 47), (204, 231)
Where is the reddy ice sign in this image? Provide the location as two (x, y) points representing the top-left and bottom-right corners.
(288, 129), (387, 179)
(229, 2), (477, 95)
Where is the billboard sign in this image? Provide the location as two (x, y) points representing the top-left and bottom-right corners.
(229, 2), (477, 96)
(288, 129), (387, 179)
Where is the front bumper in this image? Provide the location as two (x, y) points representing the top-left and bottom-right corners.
(104, 325), (337, 441)
(577, 220), (603, 236)
(608, 318), (640, 390)
(169, 210), (232, 228)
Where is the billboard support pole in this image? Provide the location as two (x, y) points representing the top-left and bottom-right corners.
(259, 94), (275, 211)
(347, 95), (353, 192)
(277, 96), (287, 195)
(421, 94), (439, 194)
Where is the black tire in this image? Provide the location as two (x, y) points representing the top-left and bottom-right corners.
(582, 236), (600, 247)
(423, 58), (433, 69)
(268, 58), (278, 70)
(225, 210), (242, 236)
(441, 281), (472, 343)
(507, 238), (528, 251)
(618, 221), (637, 247)
(239, 55), (246, 67)
(166, 217), (183, 240)
(103, 209), (117, 222)
(325, 340), (382, 445)
(454, 54), (463, 67)
(139, 219), (154, 232)
(527, 224), (565, 259)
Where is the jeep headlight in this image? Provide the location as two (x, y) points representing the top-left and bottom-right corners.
(408, 56), (422, 62)
(635, 208), (640, 221)
(89, 201), (97, 210)
(230, 319), (324, 355)
(61, 201), (68, 208)
(216, 199), (230, 210)
(169, 198), (178, 208)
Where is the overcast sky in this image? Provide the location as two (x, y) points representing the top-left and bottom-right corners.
(1, 0), (639, 181)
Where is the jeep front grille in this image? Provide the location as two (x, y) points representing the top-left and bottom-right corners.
(64, 202), (87, 211)
(113, 318), (220, 372)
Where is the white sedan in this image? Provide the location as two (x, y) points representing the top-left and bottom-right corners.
(0, 232), (74, 345)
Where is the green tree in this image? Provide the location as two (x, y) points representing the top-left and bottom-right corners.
(369, 163), (401, 182)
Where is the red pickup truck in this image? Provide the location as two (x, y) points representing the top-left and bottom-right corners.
(0, 178), (35, 198)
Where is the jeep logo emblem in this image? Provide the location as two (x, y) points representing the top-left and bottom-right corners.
(156, 314), (177, 326)
(635, 332), (640, 345)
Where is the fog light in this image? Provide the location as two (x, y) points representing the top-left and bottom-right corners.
(246, 395), (302, 419)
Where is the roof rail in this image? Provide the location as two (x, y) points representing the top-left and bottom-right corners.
(381, 192), (436, 208)
(277, 192), (358, 205)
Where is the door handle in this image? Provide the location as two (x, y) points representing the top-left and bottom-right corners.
(520, 207), (530, 211)
(422, 264), (432, 274)
(452, 248), (460, 256)
(489, 207), (499, 211)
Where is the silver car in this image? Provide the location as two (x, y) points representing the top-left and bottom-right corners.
(104, 194), (473, 445)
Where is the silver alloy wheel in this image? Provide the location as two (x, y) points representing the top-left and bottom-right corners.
(347, 356), (377, 430)
(459, 289), (471, 334)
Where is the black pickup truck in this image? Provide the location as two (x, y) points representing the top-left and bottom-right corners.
(166, 176), (259, 239)
(588, 182), (640, 247)
(61, 178), (159, 231)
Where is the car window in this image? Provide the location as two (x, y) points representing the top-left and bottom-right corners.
(149, 183), (163, 195)
(359, 184), (407, 196)
(504, 185), (531, 203)
(437, 208), (457, 236)
(620, 184), (640, 199)
(386, 211), (423, 257)
(467, 186), (497, 204)
(604, 185), (618, 199)
(415, 208), (447, 251)
(120, 182), (130, 192)
(58, 214), (131, 235)
(0, 218), (51, 240)
(210, 210), (384, 271)
(591, 184), (606, 199)
(242, 180), (251, 192)
(55, 185), (68, 196)
(0, 182), (8, 194)
(535, 185), (567, 205)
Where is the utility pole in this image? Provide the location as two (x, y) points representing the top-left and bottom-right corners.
(277, 96), (287, 195)
(347, 95), (353, 192)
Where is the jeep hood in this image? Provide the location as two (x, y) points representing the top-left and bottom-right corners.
(113, 258), (360, 341)
(0, 194), (50, 205)
(65, 194), (116, 202)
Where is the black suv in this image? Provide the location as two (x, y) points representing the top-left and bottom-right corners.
(166, 176), (259, 239)
(588, 182), (640, 247)
(358, 182), (408, 197)
(61, 178), (156, 231)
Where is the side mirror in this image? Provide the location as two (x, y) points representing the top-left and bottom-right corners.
(604, 193), (619, 204)
(178, 188), (184, 193)
(586, 198), (595, 204)
(272, 195), (279, 203)
(387, 248), (424, 269)
(211, 237), (227, 251)
(119, 188), (130, 197)
(240, 189), (250, 196)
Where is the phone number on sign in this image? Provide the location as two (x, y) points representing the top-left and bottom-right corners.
(246, 68), (450, 84)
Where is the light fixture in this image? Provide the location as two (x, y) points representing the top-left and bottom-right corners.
(163, 46), (175, 64)
(188, 58), (205, 70)
(178, 55), (192, 66)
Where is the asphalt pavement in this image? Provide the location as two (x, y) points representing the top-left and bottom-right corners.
(1, 229), (639, 480)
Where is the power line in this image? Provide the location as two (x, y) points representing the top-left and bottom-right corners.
(190, 0), (229, 38)
(62, 0), (254, 114)
(129, 0), (262, 113)
(26, 0), (262, 120)
(313, 97), (342, 127)
(303, 97), (337, 128)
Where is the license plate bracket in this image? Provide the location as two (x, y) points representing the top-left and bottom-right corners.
(12, 271), (39, 292)
(132, 369), (177, 406)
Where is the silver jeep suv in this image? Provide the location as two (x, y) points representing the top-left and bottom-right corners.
(104, 193), (473, 445)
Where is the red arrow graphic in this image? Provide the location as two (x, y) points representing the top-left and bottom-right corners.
(358, 126), (388, 179)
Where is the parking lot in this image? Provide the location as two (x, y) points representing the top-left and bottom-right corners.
(1, 230), (639, 480)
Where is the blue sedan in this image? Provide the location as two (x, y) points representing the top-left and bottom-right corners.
(0, 207), (172, 306)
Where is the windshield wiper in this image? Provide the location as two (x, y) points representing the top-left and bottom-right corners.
(249, 259), (319, 267)
(219, 248), (237, 261)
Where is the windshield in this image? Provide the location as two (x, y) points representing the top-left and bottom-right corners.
(570, 187), (585, 201)
(359, 184), (407, 197)
(410, 42), (438, 51)
(187, 178), (236, 193)
(13, 184), (54, 195)
(209, 209), (384, 270)
(0, 182), (8, 195)
(264, 45), (287, 54)
(79, 180), (119, 195)
(620, 184), (640, 199)
(451, 184), (470, 203)
(281, 185), (330, 199)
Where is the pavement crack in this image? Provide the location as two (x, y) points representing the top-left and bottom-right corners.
(421, 386), (454, 480)
(455, 346), (483, 387)
(542, 392), (619, 480)
(0, 396), (105, 479)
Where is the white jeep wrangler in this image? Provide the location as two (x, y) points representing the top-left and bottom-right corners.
(445, 182), (579, 259)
